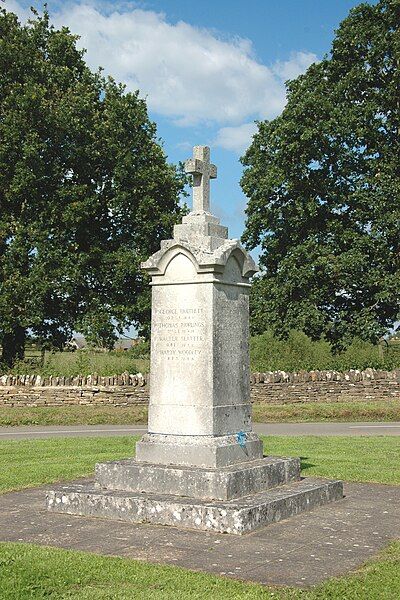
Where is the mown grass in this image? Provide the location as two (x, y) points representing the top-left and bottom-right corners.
(265, 436), (400, 485)
(0, 541), (399, 599)
(252, 400), (400, 423)
(1, 399), (399, 427)
(0, 435), (399, 495)
(0, 436), (136, 494)
(0, 405), (149, 426)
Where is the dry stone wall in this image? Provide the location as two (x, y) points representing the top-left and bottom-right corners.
(0, 369), (399, 407)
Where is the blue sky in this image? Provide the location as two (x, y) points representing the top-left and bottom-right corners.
(6, 0), (375, 243)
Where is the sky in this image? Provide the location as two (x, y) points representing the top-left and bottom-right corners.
(5, 0), (375, 244)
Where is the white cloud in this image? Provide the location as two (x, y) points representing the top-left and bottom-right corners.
(5, 1), (317, 155)
(4, 0), (32, 21)
(214, 122), (257, 154)
(50, 3), (288, 125)
(274, 51), (318, 82)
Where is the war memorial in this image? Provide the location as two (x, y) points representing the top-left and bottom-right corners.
(46, 146), (343, 534)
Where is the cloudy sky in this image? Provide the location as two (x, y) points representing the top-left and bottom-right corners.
(5, 0), (373, 244)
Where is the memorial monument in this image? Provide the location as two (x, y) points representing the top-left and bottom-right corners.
(47, 146), (343, 534)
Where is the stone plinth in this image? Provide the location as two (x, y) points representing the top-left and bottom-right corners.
(47, 476), (343, 535)
(95, 456), (301, 501)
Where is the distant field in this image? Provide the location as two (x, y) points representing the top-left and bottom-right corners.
(4, 332), (400, 377)
(6, 350), (150, 377)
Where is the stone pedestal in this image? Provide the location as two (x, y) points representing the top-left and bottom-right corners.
(46, 146), (343, 533)
(135, 210), (263, 468)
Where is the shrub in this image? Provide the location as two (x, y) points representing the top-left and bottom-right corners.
(250, 330), (399, 372)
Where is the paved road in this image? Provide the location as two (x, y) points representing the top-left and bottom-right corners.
(0, 422), (399, 440)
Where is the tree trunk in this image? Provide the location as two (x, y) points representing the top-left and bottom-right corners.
(1, 326), (26, 368)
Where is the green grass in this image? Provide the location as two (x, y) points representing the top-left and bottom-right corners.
(7, 350), (150, 377)
(0, 435), (399, 495)
(1, 399), (399, 427)
(0, 436), (137, 494)
(0, 405), (149, 426)
(0, 541), (399, 599)
(265, 436), (400, 485)
(252, 400), (400, 423)
(1, 437), (399, 597)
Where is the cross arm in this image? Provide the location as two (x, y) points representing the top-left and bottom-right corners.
(185, 158), (204, 175)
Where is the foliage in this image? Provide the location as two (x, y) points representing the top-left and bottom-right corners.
(126, 338), (151, 359)
(3, 331), (398, 376)
(242, 0), (400, 349)
(0, 7), (185, 366)
(1, 541), (400, 600)
(6, 349), (149, 377)
(250, 330), (399, 372)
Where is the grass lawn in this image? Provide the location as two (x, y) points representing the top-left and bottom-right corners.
(0, 436), (399, 598)
(0, 435), (399, 494)
(0, 405), (149, 427)
(1, 399), (399, 427)
(253, 400), (400, 423)
(0, 540), (399, 599)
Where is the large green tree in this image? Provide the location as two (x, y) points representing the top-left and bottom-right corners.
(241, 0), (400, 349)
(0, 8), (185, 366)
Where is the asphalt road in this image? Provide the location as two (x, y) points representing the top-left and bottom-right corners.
(0, 422), (399, 440)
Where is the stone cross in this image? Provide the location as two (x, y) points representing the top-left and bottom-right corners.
(184, 146), (217, 212)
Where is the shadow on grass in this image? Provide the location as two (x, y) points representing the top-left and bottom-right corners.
(299, 457), (316, 471)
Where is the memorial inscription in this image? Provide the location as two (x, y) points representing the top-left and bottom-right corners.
(152, 306), (206, 362)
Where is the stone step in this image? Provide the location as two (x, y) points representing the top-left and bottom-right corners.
(46, 477), (343, 535)
(95, 456), (301, 501)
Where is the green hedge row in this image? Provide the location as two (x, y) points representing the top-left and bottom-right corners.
(250, 330), (399, 373)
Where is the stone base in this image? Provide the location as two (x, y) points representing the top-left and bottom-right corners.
(135, 432), (263, 468)
(46, 478), (343, 535)
(46, 453), (343, 534)
(95, 456), (301, 501)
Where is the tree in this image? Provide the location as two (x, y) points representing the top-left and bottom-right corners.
(0, 8), (185, 366)
(241, 0), (400, 349)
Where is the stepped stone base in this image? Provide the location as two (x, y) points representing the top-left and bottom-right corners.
(96, 456), (300, 501)
(46, 454), (343, 534)
(46, 478), (343, 535)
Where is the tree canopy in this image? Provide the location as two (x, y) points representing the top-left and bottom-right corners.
(0, 8), (185, 366)
(241, 0), (400, 349)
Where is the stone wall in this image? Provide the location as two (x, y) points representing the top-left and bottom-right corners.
(250, 369), (400, 404)
(0, 369), (399, 407)
(0, 373), (149, 407)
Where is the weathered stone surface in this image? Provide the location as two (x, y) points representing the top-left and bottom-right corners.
(3, 481), (398, 587)
(1, 369), (399, 408)
(138, 145), (260, 467)
(45, 145), (343, 534)
(135, 432), (263, 468)
(46, 478), (343, 535)
(95, 456), (300, 501)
